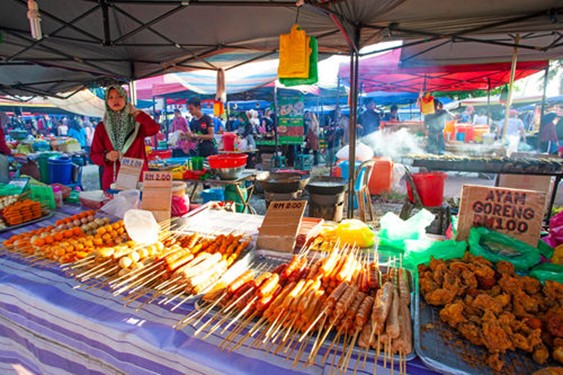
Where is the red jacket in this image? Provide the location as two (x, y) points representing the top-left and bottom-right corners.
(90, 112), (160, 190)
(0, 127), (11, 156)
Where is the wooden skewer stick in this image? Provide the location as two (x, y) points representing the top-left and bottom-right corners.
(335, 332), (350, 373)
(86, 265), (118, 282)
(304, 314), (327, 368)
(308, 320), (335, 364)
(361, 341), (370, 369)
(220, 298), (256, 334)
(299, 306), (329, 342)
(292, 332), (310, 367)
(165, 288), (192, 307)
(222, 311), (257, 352)
(341, 330), (360, 375)
(320, 325), (343, 364)
(75, 259), (111, 279)
(158, 284), (185, 303)
(199, 307), (238, 339)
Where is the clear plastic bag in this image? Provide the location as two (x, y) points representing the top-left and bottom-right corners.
(124, 209), (159, 245)
(101, 190), (141, 219)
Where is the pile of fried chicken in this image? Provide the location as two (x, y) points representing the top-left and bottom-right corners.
(419, 253), (563, 372)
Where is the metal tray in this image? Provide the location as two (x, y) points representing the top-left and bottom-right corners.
(414, 286), (559, 374)
(0, 211), (54, 233)
(194, 249), (417, 364)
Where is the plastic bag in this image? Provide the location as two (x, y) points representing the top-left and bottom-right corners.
(529, 263), (563, 284)
(279, 36), (318, 87)
(168, 131), (182, 147)
(391, 163), (406, 192)
(101, 190), (141, 219)
(378, 209), (435, 253)
(124, 209), (159, 245)
(542, 211), (563, 248)
(171, 195), (190, 217)
(404, 239), (467, 269)
(336, 143), (374, 162)
(468, 227), (541, 271)
(278, 24), (311, 79)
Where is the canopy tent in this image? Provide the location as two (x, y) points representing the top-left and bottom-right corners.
(338, 49), (550, 93)
(1, 89), (104, 117)
(0, 0), (560, 97)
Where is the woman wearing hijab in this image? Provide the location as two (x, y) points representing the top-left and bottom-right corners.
(305, 112), (320, 165)
(90, 85), (160, 190)
(67, 118), (87, 148)
(538, 112), (559, 154)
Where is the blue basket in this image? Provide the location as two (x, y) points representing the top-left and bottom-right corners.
(200, 188), (224, 203)
(48, 156), (73, 185)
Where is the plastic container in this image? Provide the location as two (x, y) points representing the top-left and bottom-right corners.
(48, 156), (73, 185)
(368, 157), (393, 195)
(172, 181), (187, 198)
(207, 154), (248, 169)
(338, 160), (363, 191)
(79, 191), (109, 209)
(37, 152), (60, 183)
(52, 185), (63, 208)
(200, 188), (224, 203)
(222, 132), (237, 152)
(148, 149), (173, 161)
(472, 125), (491, 143)
(407, 172), (447, 207)
(444, 120), (456, 141)
(191, 156), (205, 170)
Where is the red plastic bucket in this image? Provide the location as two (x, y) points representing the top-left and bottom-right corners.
(407, 172), (447, 207)
(222, 132), (236, 151)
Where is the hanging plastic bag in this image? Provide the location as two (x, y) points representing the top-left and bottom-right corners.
(542, 211), (563, 248)
(101, 190), (141, 219)
(378, 210), (435, 252)
(419, 92), (435, 115)
(404, 239), (467, 269)
(278, 24), (311, 79)
(468, 227), (541, 271)
(124, 209), (159, 245)
(280, 36), (318, 86)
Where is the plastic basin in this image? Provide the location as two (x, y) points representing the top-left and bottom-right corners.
(207, 154), (248, 169)
(407, 172), (447, 207)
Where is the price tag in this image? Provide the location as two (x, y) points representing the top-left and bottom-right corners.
(141, 171), (173, 222)
(457, 185), (545, 246)
(114, 157), (144, 190)
(8, 177), (29, 194)
(257, 200), (307, 253)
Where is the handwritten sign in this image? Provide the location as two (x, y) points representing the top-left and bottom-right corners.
(141, 171), (172, 223)
(115, 157), (144, 191)
(457, 185), (545, 246)
(8, 177), (30, 194)
(257, 200), (307, 253)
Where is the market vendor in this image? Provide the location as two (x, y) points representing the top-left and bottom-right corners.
(186, 97), (217, 157)
(90, 85), (160, 190)
(170, 108), (195, 157)
(424, 99), (449, 155)
(0, 113), (12, 183)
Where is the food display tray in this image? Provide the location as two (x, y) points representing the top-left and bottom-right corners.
(195, 249), (417, 364)
(414, 287), (558, 374)
(0, 212), (54, 233)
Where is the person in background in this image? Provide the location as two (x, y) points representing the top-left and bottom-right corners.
(325, 118), (343, 166)
(237, 112), (256, 150)
(83, 119), (95, 160)
(383, 105), (400, 122)
(459, 105), (475, 123)
(357, 98), (380, 138)
(68, 118), (87, 148)
(36, 116), (46, 136)
(225, 114), (239, 132)
(186, 97), (217, 157)
(538, 112), (560, 154)
(304, 112), (320, 166)
(424, 99), (448, 155)
(472, 109), (489, 125)
(556, 117), (563, 149)
(170, 108), (192, 157)
(303, 110), (312, 136)
(497, 109), (526, 143)
(213, 116), (225, 134)
(90, 85), (160, 191)
(57, 119), (68, 136)
(0, 113), (11, 183)
(261, 109), (274, 138)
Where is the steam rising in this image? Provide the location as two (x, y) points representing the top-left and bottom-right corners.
(360, 128), (425, 158)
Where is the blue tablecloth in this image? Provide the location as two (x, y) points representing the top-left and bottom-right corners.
(0, 205), (437, 375)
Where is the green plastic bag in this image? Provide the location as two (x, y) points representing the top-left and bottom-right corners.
(468, 227), (541, 271)
(279, 36), (318, 87)
(537, 240), (554, 260)
(404, 239), (467, 269)
(529, 263), (563, 284)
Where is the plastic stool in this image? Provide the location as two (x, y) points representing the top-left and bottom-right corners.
(295, 154), (314, 171)
(271, 155), (287, 169)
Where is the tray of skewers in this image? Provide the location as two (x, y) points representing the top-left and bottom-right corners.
(184, 246), (416, 374)
(415, 253), (563, 374)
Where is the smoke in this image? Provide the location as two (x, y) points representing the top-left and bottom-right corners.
(360, 128), (425, 158)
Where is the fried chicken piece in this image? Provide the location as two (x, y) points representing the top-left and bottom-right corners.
(482, 310), (513, 353)
(433, 263), (449, 286)
(425, 288), (458, 306)
(472, 294), (502, 314)
(513, 299), (532, 319)
(520, 275), (542, 295)
(458, 322), (484, 346)
(471, 262), (496, 280)
(485, 285), (502, 297)
(511, 330), (542, 353)
(495, 261), (515, 276)
(553, 346), (563, 364)
(449, 261), (471, 274)
(499, 275), (538, 313)
(499, 274), (521, 295)
(439, 300), (467, 328)
(461, 269), (478, 290)
(487, 353), (504, 372)
(533, 343), (550, 365)
(495, 294), (511, 310)
(418, 263), (430, 275)
(544, 280), (563, 302)
(469, 254), (494, 268)
(420, 272), (438, 296)
(429, 257), (446, 272)
(546, 306), (563, 338)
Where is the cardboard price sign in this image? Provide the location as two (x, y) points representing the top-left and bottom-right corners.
(257, 200), (307, 253)
(115, 157), (144, 191)
(141, 171), (173, 223)
(457, 185), (545, 246)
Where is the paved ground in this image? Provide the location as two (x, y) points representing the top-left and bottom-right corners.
(81, 164), (562, 221)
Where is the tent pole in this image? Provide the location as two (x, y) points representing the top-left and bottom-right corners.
(502, 34), (520, 142)
(487, 78), (491, 125)
(539, 63), (550, 130)
(347, 50), (359, 219)
(273, 84), (279, 168)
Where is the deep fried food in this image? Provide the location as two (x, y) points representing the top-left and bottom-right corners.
(533, 344), (550, 365)
(439, 299), (467, 328)
(425, 288), (458, 306)
(546, 306), (563, 338)
(457, 322), (484, 346)
(487, 353), (503, 372)
(482, 310), (513, 353)
(495, 260), (515, 276)
(544, 280), (563, 302)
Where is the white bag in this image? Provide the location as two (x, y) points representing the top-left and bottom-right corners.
(124, 209), (159, 245)
(336, 143), (374, 162)
(101, 190), (141, 219)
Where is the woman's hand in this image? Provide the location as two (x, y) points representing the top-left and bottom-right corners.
(129, 103), (141, 118)
(106, 150), (120, 162)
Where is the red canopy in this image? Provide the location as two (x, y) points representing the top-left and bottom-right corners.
(338, 50), (548, 93)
